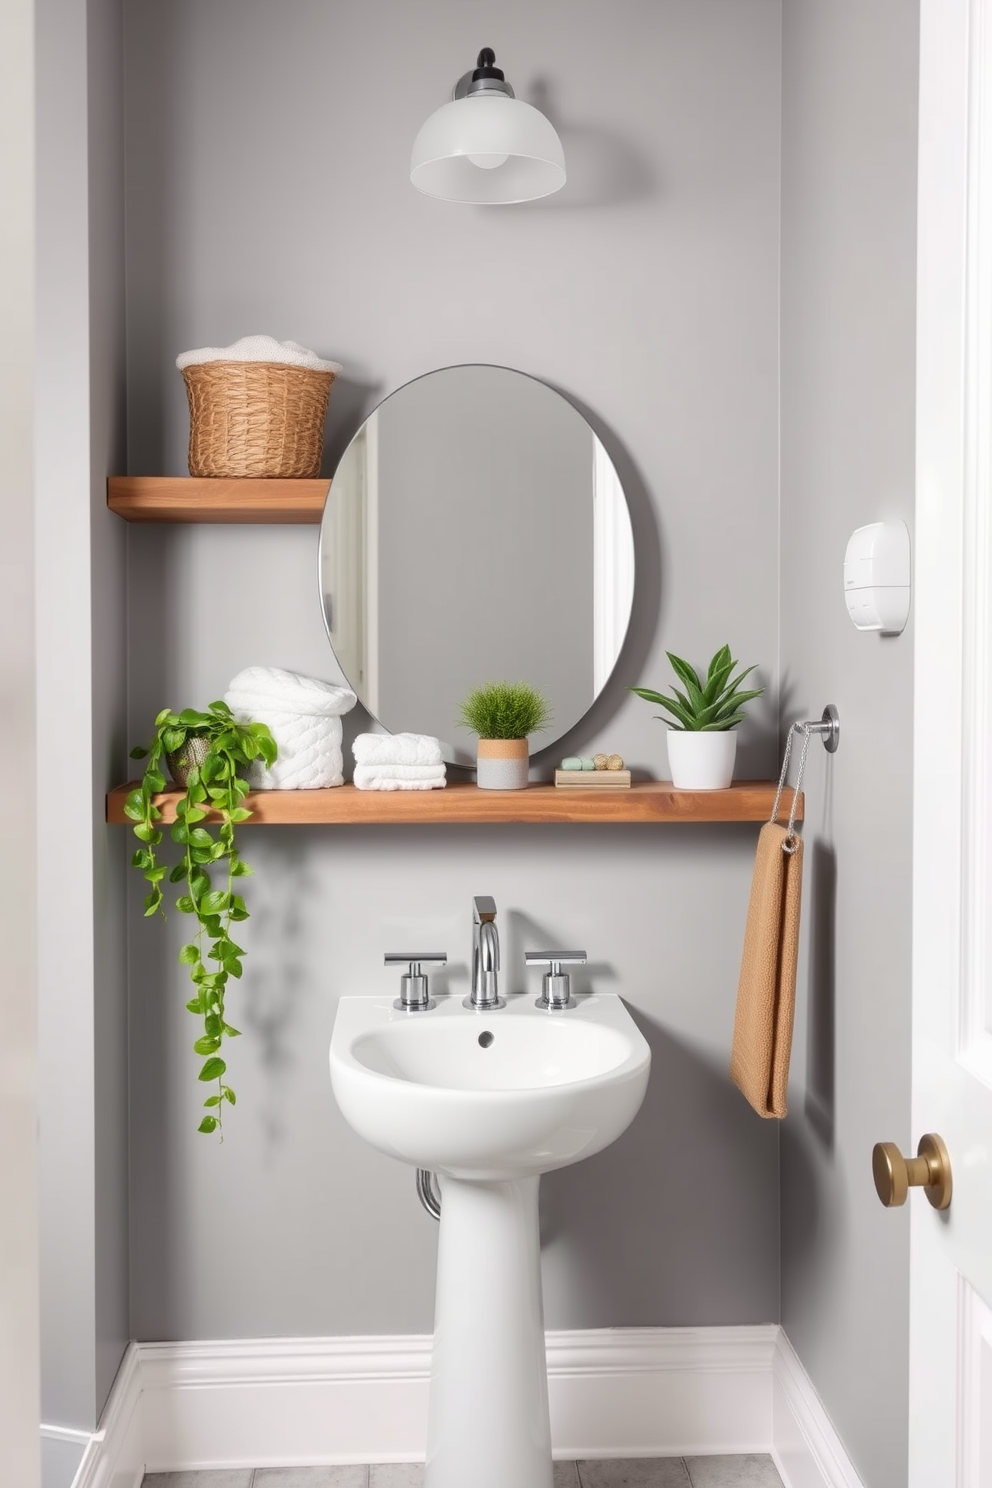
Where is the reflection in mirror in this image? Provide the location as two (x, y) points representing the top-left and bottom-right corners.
(319, 366), (634, 765)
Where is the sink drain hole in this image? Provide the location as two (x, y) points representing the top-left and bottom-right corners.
(478, 1031), (495, 1048)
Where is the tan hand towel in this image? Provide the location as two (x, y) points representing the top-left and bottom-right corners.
(730, 821), (803, 1118)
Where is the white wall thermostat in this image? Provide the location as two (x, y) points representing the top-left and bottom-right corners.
(843, 519), (911, 634)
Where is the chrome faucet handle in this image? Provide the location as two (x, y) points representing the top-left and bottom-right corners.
(526, 950), (587, 1011)
(385, 952), (447, 1012)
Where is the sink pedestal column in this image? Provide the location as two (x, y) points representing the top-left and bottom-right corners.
(425, 1174), (553, 1488)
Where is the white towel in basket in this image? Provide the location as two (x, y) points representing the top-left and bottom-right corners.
(177, 335), (342, 374)
(225, 667), (356, 789)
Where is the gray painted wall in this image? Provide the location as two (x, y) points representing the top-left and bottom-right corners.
(89, 0), (130, 1423)
(36, 0), (129, 1453)
(779, 4), (918, 1487)
(123, 0), (783, 1341)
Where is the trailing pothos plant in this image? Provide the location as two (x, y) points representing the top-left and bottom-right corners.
(125, 701), (277, 1136)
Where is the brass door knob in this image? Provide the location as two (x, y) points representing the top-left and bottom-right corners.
(872, 1132), (952, 1211)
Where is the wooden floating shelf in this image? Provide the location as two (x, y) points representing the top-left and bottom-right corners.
(107, 476), (329, 524)
(106, 781), (803, 827)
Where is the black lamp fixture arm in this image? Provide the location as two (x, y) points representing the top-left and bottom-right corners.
(454, 47), (515, 100)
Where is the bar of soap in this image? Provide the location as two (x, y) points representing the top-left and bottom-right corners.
(580, 757), (596, 770)
(560, 757), (584, 770)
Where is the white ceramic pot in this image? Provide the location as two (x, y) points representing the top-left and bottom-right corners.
(476, 737), (529, 790)
(666, 730), (737, 790)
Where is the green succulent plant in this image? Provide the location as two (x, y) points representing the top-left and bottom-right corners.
(630, 645), (763, 731)
(458, 680), (552, 740)
(125, 701), (277, 1136)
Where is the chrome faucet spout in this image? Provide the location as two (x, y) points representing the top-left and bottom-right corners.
(466, 897), (506, 1010)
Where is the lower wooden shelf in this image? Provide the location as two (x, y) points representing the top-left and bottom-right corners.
(106, 780), (802, 826)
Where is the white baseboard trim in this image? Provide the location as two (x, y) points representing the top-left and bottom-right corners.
(771, 1332), (866, 1488)
(69, 1325), (864, 1488)
(68, 1344), (145, 1488)
(547, 1326), (775, 1461)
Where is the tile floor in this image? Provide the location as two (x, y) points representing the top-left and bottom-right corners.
(142, 1456), (785, 1487)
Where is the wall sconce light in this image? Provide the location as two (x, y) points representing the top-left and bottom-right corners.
(410, 48), (566, 204)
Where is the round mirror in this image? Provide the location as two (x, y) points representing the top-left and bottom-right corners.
(318, 365), (634, 765)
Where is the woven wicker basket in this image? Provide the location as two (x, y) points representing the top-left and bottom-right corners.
(181, 361), (336, 478)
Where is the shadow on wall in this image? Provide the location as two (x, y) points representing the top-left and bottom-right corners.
(539, 1007), (779, 1328)
(321, 373), (384, 475)
(128, 825), (324, 1336)
(240, 826), (323, 1155)
(778, 1114), (834, 1281)
(124, 6), (178, 476)
(127, 858), (182, 1338)
(737, 669), (799, 783)
(518, 79), (658, 210)
(804, 838), (837, 1149)
(740, 676), (829, 820)
(127, 526), (179, 735)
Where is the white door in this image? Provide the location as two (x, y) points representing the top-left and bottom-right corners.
(910, 3), (992, 1483)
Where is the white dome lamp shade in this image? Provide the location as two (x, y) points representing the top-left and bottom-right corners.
(410, 47), (566, 204)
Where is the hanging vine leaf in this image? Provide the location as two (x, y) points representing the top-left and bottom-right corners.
(127, 702), (276, 1136)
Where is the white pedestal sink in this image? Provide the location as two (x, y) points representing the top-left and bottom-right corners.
(329, 993), (651, 1488)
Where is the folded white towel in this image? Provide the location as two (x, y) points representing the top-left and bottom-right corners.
(225, 666), (356, 790)
(352, 732), (444, 768)
(177, 335), (342, 375)
(354, 764), (446, 792)
(356, 764), (446, 781)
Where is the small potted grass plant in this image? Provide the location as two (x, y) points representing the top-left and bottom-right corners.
(458, 681), (552, 790)
(630, 644), (763, 789)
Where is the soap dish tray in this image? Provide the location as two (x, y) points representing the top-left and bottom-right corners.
(554, 769), (631, 789)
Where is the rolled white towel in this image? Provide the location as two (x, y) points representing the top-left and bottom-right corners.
(176, 335), (342, 375)
(355, 764), (446, 782)
(354, 764), (446, 792)
(352, 732), (444, 768)
(225, 667), (356, 789)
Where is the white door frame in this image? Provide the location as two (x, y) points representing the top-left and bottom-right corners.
(912, 1), (992, 1482)
(0, 0), (41, 1485)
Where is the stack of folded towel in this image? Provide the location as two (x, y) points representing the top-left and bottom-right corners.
(352, 733), (446, 791)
